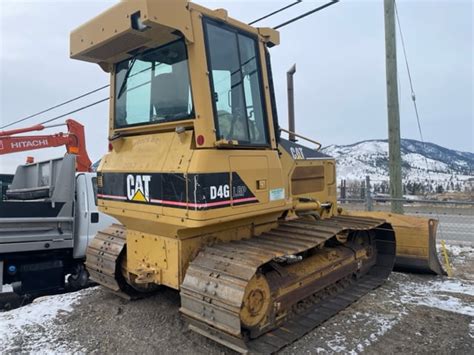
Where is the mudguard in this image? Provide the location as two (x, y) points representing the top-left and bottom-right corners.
(342, 210), (445, 275)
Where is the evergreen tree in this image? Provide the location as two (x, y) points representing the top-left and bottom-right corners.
(436, 184), (444, 194)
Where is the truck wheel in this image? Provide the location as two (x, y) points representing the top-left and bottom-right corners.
(68, 264), (89, 290)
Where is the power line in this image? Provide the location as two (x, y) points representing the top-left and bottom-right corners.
(274, 1), (339, 30)
(394, 1), (445, 236)
(1, 1), (339, 129)
(0, 84), (109, 130)
(248, 1), (302, 25)
(394, 1), (424, 142)
(39, 98), (109, 125)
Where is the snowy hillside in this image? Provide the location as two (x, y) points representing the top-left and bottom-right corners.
(322, 139), (473, 185)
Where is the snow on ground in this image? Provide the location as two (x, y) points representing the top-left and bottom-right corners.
(319, 274), (474, 354)
(1, 284), (12, 292)
(1, 244), (472, 354)
(329, 312), (402, 354)
(445, 243), (474, 260)
(399, 278), (474, 317)
(303, 243), (474, 354)
(0, 288), (92, 353)
(392, 243), (474, 318)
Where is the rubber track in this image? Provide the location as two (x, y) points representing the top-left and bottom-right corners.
(180, 216), (396, 353)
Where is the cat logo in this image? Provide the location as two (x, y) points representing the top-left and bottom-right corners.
(126, 174), (151, 202)
(290, 146), (305, 160)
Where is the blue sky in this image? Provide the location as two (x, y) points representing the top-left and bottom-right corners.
(0, 0), (472, 173)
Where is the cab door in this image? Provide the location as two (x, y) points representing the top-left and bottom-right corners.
(204, 18), (270, 147)
(204, 19), (276, 208)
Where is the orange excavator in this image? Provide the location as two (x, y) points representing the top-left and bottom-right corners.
(0, 119), (92, 172)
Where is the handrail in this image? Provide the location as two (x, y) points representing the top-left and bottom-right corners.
(280, 128), (322, 151)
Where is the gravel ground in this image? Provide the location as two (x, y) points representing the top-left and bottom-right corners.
(1, 243), (473, 354)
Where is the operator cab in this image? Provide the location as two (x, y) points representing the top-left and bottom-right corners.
(70, 0), (279, 149)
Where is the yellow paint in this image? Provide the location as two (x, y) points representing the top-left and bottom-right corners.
(441, 240), (453, 277)
(126, 229), (179, 289)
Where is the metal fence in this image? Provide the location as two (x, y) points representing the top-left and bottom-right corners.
(338, 177), (473, 243)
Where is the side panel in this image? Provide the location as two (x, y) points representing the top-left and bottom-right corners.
(0, 217), (74, 253)
(230, 156), (269, 207)
(126, 230), (180, 289)
(186, 149), (288, 222)
(278, 138), (337, 214)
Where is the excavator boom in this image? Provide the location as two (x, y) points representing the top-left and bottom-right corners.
(0, 119), (92, 172)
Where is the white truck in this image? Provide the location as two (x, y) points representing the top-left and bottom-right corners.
(0, 155), (116, 295)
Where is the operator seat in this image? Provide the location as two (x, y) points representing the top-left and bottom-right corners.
(151, 63), (190, 119)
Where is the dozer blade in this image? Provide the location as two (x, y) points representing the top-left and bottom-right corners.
(343, 211), (445, 275)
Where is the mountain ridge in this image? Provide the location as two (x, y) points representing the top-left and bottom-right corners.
(321, 138), (473, 183)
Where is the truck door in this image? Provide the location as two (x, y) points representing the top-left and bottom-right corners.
(74, 174), (89, 259)
(85, 174), (118, 248)
(74, 173), (119, 259)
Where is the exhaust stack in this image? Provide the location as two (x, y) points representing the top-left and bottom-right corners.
(287, 64), (296, 142)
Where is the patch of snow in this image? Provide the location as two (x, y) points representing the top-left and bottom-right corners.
(0, 288), (92, 353)
(443, 244), (474, 260)
(319, 270), (473, 353)
(348, 313), (400, 353)
(326, 333), (350, 353)
(319, 308), (404, 354)
(427, 279), (474, 296)
(398, 278), (474, 317)
(403, 153), (448, 172)
(1, 284), (13, 293)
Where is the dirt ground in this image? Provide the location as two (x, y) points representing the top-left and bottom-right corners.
(2, 243), (473, 354)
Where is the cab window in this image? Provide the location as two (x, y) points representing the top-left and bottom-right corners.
(204, 20), (268, 145)
(114, 39), (193, 128)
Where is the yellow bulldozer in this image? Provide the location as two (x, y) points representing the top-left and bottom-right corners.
(70, 1), (444, 352)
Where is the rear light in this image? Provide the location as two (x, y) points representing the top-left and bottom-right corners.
(197, 135), (205, 146)
(108, 142), (113, 151)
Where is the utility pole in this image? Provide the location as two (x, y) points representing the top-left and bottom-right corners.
(384, 0), (404, 214)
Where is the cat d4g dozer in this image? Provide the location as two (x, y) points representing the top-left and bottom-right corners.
(70, 1), (443, 352)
